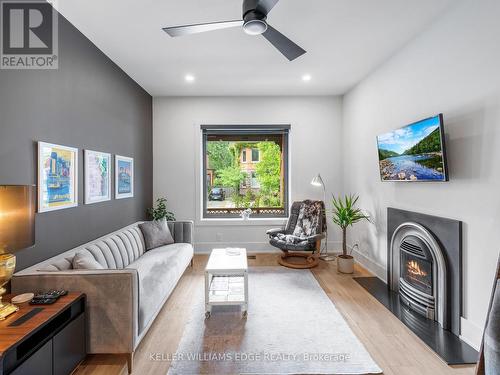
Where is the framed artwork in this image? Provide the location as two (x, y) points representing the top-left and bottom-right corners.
(115, 155), (134, 199)
(38, 142), (78, 212)
(84, 150), (111, 204)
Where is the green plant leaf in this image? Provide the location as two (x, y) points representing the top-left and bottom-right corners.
(330, 194), (370, 256)
(148, 197), (176, 221)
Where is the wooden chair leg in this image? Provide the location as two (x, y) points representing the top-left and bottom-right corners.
(126, 352), (134, 374)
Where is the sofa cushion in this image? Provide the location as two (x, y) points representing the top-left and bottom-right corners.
(126, 243), (193, 333)
(73, 251), (105, 270)
(139, 220), (174, 251)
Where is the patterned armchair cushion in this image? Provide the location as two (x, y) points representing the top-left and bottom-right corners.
(292, 200), (325, 238)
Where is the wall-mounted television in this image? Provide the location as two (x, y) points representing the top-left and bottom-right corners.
(376, 114), (448, 182)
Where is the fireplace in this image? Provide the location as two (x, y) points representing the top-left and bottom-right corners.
(402, 251), (432, 294)
(354, 208), (477, 365)
(389, 221), (449, 329)
(399, 236), (435, 320)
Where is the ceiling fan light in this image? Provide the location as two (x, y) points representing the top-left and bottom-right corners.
(243, 19), (267, 35)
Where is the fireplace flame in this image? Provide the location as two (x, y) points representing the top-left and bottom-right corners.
(407, 260), (427, 277)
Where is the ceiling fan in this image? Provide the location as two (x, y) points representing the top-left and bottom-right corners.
(162, 0), (306, 61)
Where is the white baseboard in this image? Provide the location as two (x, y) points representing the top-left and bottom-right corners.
(194, 241), (342, 254)
(459, 317), (483, 350)
(351, 247), (387, 283)
(194, 242), (275, 253)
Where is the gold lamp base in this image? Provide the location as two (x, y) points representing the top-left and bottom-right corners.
(0, 299), (18, 320)
(0, 253), (18, 320)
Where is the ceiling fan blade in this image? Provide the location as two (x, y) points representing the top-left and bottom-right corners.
(256, 0), (279, 15)
(262, 24), (306, 61)
(163, 20), (243, 37)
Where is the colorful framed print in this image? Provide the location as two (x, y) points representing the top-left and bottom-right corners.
(115, 155), (134, 199)
(84, 150), (111, 204)
(38, 142), (78, 212)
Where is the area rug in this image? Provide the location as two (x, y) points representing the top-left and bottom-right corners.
(167, 267), (382, 374)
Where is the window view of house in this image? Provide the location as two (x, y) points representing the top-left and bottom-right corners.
(203, 127), (288, 218)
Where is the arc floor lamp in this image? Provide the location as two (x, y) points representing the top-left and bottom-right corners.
(310, 174), (335, 261)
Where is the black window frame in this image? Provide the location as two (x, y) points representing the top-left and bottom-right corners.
(202, 124), (290, 219)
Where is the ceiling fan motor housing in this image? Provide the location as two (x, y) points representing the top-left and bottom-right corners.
(242, 0), (267, 35)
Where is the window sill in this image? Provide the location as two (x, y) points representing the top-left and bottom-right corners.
(197, 217), (288, 227)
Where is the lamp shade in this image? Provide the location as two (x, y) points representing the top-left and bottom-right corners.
(310, 174), (324, 187)
(0, 185), (35, 253)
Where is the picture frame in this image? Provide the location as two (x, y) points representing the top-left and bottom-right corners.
(84, 150), (111, 204)
(38, 141), (78, 212)
(115, 155), (134, 199)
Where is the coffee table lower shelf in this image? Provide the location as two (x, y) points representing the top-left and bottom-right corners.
(204, 273), (248, 318)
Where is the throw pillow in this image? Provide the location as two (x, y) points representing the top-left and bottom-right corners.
(73, 251), (105, 270)
(139, 219), (174, 251)
(38, 257), (74, 272)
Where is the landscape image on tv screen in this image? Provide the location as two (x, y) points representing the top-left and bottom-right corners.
(377, 115), (447, 181)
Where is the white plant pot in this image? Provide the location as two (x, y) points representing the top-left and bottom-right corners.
(337, 255), (354, 274)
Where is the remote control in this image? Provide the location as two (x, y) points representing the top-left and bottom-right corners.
(30, 290), (68, 305)
(30, 297), (57, 305)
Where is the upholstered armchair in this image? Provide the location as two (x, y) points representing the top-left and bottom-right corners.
(267, 200), (326, 269)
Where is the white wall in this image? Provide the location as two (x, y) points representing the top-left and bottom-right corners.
(342, 0), (500, 349)
(153, 96), (343, 253)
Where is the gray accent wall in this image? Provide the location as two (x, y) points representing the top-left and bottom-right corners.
(0, 12), (152, 270)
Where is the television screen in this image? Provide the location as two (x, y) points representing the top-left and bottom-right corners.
(377, 114), (448, 182)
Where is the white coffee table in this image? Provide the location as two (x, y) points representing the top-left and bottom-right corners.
(205, 248), (248, 318)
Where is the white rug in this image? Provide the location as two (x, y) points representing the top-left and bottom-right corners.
(167, 267), (382, 374)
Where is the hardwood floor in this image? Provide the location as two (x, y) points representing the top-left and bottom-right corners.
(74, 253), (475, 375)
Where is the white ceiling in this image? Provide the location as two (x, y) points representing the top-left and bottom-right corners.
(55, 0), (454, 96)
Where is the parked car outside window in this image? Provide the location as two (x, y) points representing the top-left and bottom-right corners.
(208, 187), (225, 201)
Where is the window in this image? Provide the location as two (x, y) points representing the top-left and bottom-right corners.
(202, 125), (289, 218)
(251, 148), (259, 162)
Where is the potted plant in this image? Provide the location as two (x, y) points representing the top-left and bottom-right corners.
(147, 197), (176, 221)
(331, 194), (370, 274)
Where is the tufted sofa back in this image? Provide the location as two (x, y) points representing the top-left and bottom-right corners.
(78, 225), (146, 269)
(74, 221), (193, 269)
(16, 221), (194, 273)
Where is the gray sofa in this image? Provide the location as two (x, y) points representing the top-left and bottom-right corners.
(12, 220), (193, 374)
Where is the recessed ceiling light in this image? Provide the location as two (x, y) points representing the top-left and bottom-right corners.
(302, 74), (312, 82)
(185, 74), (195, 82)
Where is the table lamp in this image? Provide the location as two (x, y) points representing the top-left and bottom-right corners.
(310, 174), (335, 261)
(0, 185), (35, 320)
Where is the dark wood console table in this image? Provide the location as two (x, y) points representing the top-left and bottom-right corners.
(0, 293), (86, 375)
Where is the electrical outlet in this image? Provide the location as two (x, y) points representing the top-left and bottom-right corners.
(216, 233), (223, 242)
